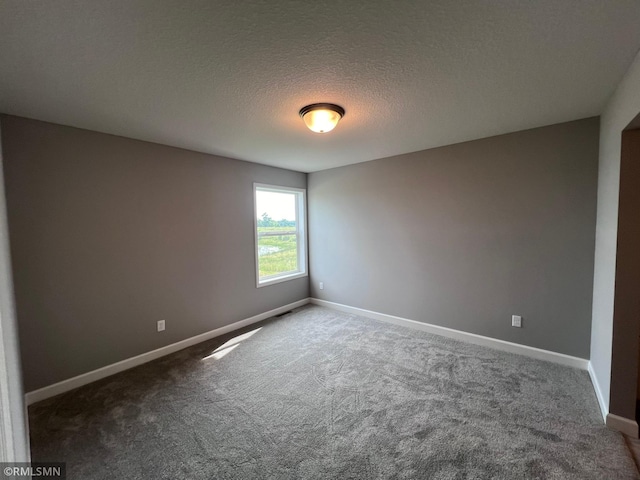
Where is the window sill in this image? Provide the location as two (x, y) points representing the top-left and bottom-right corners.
(257, 271), (308, 288)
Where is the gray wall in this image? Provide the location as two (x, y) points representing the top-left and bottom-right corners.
(591, 48), (640, 419)
(1, 115), (308, 392)
(309, 118), (599, 358)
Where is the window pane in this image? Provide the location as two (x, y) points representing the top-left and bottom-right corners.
(256, 190), (297, 230)
(256, 189), (299, 280)
(257, 233), (298, 278)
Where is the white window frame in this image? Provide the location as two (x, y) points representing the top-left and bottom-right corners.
(254, 183), (308, 288)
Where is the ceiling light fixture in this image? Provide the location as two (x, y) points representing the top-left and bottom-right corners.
(299, 103), (345, 133)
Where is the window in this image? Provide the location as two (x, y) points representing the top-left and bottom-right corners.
(254, 184), (307, 287)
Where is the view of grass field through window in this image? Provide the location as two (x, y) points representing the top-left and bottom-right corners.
(256, 189), (299, 280)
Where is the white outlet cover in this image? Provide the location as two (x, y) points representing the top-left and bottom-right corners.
(511, 315), (522, 328)
(319, 282), (324, 290)
(157, 320), (166, 332)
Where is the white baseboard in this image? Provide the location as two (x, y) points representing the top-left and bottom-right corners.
(310, 298), (589, 370)
(607, 413), (639, 438)
(588, 362), (609, 421)
(25, 298), (311, 405)
(25, 298), (595, 410)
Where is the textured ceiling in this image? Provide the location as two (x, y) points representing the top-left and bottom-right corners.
(1, 1), (640, 172)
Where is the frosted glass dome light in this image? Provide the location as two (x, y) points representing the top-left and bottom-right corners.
(299, 103), (345, 133)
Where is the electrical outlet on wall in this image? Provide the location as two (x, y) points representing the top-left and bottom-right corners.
(319, 282), (324, 290)
(511, 315), (522, 328)
(157, 320), (166, 332)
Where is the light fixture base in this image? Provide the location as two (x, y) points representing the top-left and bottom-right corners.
(299, 103), (345, 118)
